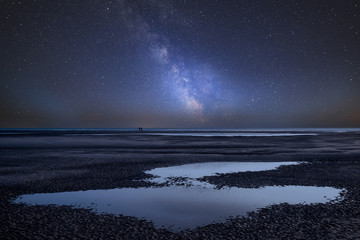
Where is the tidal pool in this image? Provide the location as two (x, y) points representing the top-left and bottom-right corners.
(13, 162), (343, 231)
(146, 161), (298, 185)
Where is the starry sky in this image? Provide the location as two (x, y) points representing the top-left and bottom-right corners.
(1, 0), (359, 128)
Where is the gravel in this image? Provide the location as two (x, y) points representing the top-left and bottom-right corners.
(1, 133), (360, 239)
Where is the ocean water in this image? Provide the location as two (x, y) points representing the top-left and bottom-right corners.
(1, 128), (359, 136)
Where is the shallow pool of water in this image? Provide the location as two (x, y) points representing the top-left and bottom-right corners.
(13, 162), (343, 231)
(146, 162), (298, 185)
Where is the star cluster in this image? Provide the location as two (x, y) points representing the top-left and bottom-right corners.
(1, 0), (359, 128)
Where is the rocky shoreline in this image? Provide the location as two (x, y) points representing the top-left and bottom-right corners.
(1, 133), (360, 239)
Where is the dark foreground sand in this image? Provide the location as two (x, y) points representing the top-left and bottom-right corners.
(1, 131), (360, 239)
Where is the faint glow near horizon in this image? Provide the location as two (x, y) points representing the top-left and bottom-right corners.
(1, 1), (359, 128)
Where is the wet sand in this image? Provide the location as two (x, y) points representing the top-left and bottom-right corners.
(1, 131), (360, 239)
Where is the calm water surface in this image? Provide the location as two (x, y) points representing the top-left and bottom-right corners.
(146, 161), (297, 185)
(14, 162), (343, 231)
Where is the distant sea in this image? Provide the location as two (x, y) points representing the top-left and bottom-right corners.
(1, 128), (360, 137)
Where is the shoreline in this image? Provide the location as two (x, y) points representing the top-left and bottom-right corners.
(1, 133), (360, 239)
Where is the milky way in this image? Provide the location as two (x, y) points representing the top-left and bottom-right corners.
(118, 0), (229, 121)
(1, 0), (359, 128)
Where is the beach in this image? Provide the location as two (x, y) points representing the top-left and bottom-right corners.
(1, 129), (360, 239)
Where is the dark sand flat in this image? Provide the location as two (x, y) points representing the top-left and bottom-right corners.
(1, 131), (360, 239)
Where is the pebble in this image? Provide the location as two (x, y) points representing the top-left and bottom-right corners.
(1, 148), (359, 239)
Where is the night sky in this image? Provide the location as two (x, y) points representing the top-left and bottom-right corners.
(1, 0), (359, 128)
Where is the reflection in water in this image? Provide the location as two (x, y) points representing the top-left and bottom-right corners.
(146, 162), (298, 185)
(13, 162), (343, 231)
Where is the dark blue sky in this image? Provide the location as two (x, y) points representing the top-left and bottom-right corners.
(1, 0), (359, 128)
